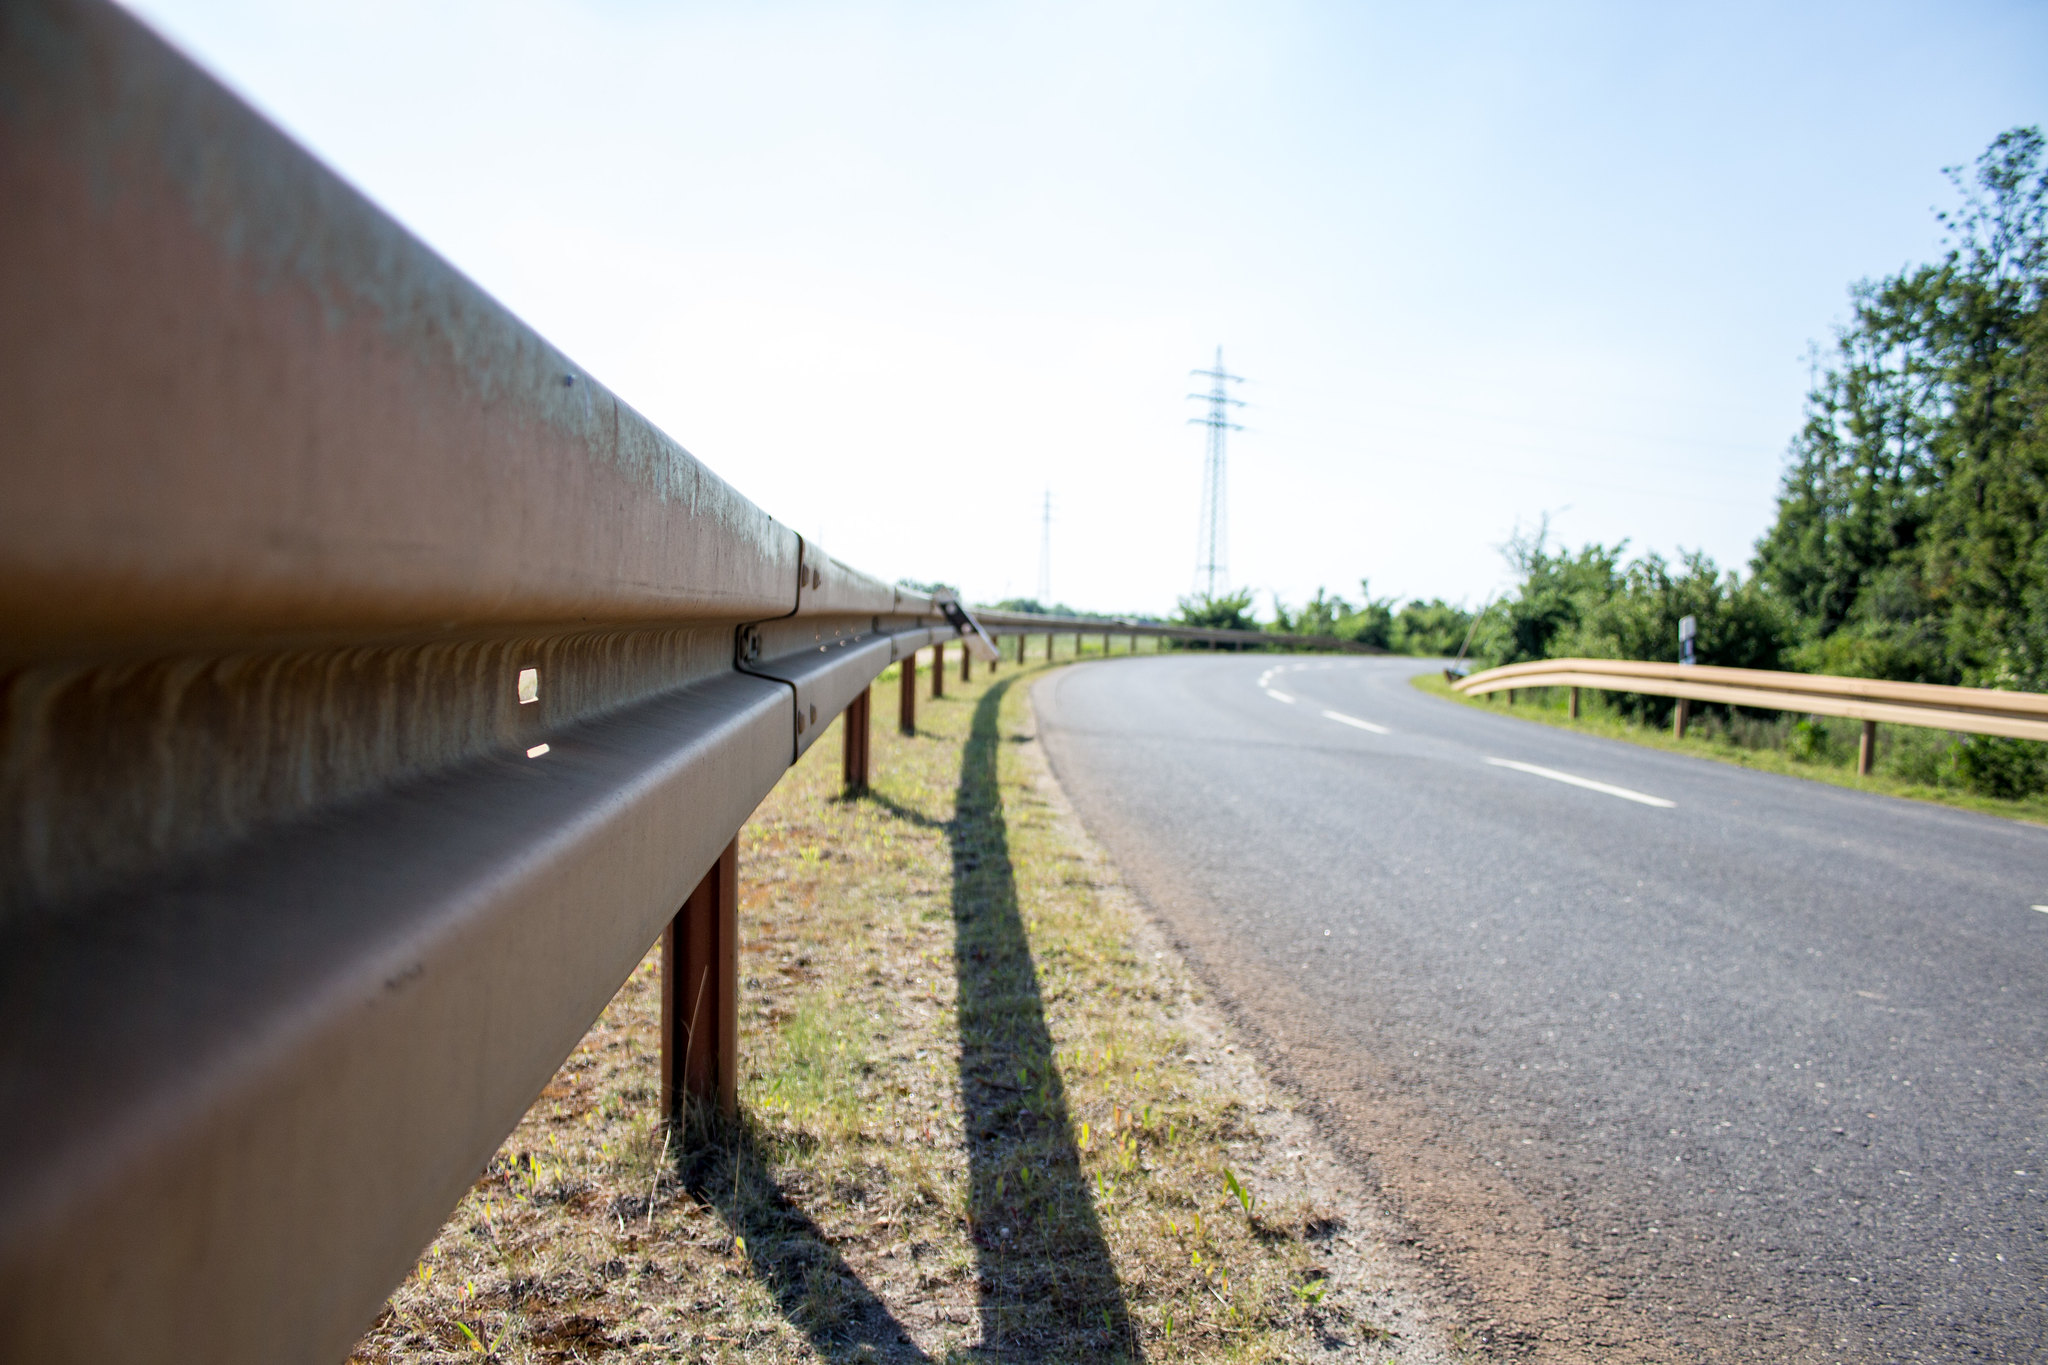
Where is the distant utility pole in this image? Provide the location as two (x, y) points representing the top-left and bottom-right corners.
(1037, 488), (1053, 605)
(1187, 346), (1244, 598)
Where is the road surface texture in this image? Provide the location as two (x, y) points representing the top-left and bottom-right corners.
(1034, 654), (2047, 1363)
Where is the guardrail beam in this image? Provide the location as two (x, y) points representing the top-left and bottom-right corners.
(1455, 658), (2048, 745)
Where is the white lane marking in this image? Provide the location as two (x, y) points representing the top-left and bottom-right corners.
(526, 743), (552, 758)
(1265, 688), (1296, 704)
(1486, 757), (1674, 808)
(1322, 709), (1390, 734)
(2034, 905), (2048, 914)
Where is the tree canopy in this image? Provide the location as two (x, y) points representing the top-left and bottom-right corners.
(1753, 126), (2047, 687)
(1466, 128), (2045, 692)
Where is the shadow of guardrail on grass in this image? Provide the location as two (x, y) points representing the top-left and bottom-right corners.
(680, 1107), (931, 1363)
(951, 677), (1137, 1360)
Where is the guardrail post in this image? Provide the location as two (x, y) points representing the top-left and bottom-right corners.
(1673, 699), (1690, 739)
(961, 641), (972, 682)
(899, 650), (918, 733)
(662, 837), (740, 1122)
(842, 686), (871, 793)
(1859, 720), (1877, 776)
(1506, 688), (1516, 706)
(932, 643), (945, 698)
(1569, 686), (1580, 719)
(989, 637), (1000, 673)
(1046, 633), (1054, 661)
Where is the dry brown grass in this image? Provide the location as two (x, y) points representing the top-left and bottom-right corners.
(349, 656), (1459, 1363)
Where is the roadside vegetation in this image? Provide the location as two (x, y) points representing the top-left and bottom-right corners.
(1439, 128), (2048, 800)
(1219, 129), (2048, 799)
(351, 651), (1452, 1364)
(1172, 587), (1472, 656)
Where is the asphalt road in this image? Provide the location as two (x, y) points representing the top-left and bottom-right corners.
(1032, 654), (2048, 1363)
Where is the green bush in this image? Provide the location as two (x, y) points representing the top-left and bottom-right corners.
(1264, 583), (1475, 655)
(1175, 590), (1257, 633)
(1954, 735), (2048, 798)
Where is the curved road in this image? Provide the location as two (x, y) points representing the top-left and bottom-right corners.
(1033, 654), (2047, 1363)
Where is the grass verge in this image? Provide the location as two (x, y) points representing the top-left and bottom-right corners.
(350, 656), (1456, 1363)
(1412, 670), (2048, 826)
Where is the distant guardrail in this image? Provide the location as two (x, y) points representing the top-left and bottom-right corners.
(0, 4), (1374, 1361)
(1453, 658), (2048, 774)
(973, 607), (1382, 656)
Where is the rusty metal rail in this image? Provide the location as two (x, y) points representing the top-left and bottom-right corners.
(0, 3), (960, 1360)
(0, 4), (1377, 1361)
(1455, 658), (2048, 773)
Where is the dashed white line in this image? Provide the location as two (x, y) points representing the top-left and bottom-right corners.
(1264, 688), (1296, 704)
(1321, 709), (1390, 734)
(1486, 757), (1674, 808)
(2033, 905), (2048, 915)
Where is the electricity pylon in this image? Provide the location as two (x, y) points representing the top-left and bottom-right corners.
(1188, 347), (1244, 598)
(1037, 488), (1052, 606)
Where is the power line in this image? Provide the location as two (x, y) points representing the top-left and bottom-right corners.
(1188, 346), (1245, 598)
(1037, 487), (1052, 605)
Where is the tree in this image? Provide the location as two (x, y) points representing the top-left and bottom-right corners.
(1471, 519), (1790, 718)
(1469, 519), (1627, 667)
(1918, 128), (2048, 688)
(1388, 599), (1476, 656)
(1269, 587), (1356, 638)
(1752, 126), (2048, 686)
(1175, 590), (1257, 632)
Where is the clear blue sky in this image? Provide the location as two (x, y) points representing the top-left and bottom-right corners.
(125, 0), (2047, 617)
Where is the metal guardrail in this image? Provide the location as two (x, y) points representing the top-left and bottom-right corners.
(973, 607), (1382, 656)
(0, 4), (1376, 1361)
(1454, 658), (2048, 774)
